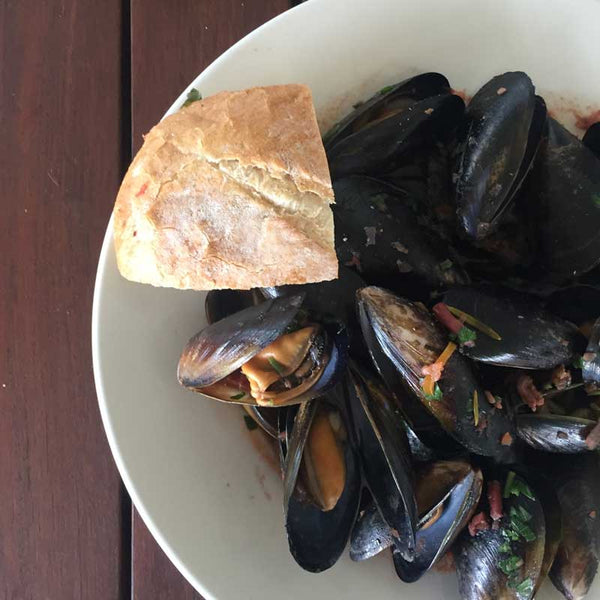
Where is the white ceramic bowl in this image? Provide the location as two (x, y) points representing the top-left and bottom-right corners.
(92, 1), (600, 598)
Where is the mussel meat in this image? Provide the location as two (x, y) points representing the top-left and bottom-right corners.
(280, 399), (361, 572)
(178, 295), (347, 406)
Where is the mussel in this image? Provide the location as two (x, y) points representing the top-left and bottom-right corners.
(178, 295), (347, 406)
(548, 453), (600, 600)
(323, 72), (451, 151)
(442, 286), (580, 369)
(393, 460), (483, 582)
(357, 286), (517, 461)
(532, 118), (600, 279)
(516, 413), (597, 453)
(346, 367), (418, 560)
(546, 284), (600, 327)
(454, 472), (546, 600)
(333, 176), (468, 293)
(328, 93), (464, 179)
(454, 72), (546, 240)
(280, 399), (361, 572)
(350, 459), (483, 581)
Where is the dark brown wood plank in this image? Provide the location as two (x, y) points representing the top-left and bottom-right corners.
(0, 1), (127, 599)
(130, 1), (289, 597)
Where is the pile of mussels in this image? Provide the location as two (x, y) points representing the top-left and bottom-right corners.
(177, 72), (600, 600)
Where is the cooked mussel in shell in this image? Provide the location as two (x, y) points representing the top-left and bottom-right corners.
(178, 295), (347, 406)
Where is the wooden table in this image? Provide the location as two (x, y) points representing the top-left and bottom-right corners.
(1, 1), (294, 598)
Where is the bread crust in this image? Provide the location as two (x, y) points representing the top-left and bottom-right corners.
(113, 84), (338, 290)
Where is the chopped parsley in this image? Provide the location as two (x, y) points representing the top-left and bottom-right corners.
(499, 555), (523, 575)
(573, 354), (585, 369)
(514, 577), (534, 596)
(458, 326), (478, 345)
(268, 357), (286, 376)
(230, 391), (246, 400)
(243, 415), (258, 431)
(379, 85), (395, 95)
(504, 472), (535, 500)
(182, 88), (202, 108)
(509, 507), (536, 542)
(439, 258), (454, 271)
(424, 382), (443, 401)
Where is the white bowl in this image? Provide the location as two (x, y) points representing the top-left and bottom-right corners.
(92, 0), (600, 598)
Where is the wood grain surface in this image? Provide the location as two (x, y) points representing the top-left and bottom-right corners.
(129, 2), (290, 598)
(0, 1), (127, 599)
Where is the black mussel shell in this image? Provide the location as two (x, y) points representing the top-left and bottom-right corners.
(333, 176), (468, 293)
(546, 284), (600, 326)
(454, 72), (537, 240)
(205, 289), (259, 324)
(350, 501), (393, 561)
(281, 400), (361, 573)
(533, 117), (600, 279)
(516, 414), (596, 453)
(454, 473), (546, 600)
(328, 93), (465, 179)
(243, 405), (279, 438)
(583, 122), (600, 158)
(443, 285), (579, 369)
(261, 266), (365, 325)
(357, 287), (517, 461)
(346, 367), (418, 560)
(548, 453), (600, 600)
(583, 317), (600, 389)
(393, 460), (483, 582)
(178, 294), (304, 390)
(323, 72), (451, 151)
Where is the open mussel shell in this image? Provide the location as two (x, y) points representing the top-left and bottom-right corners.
(583, 122), (600, 158)
(328, 93), (465, 179)
(179, 294), (303, 391)
(583, 317), (600, 389)
(178, 294), (348, 407)
(243, 405), (279, 438)
(393, 460), (483, 583)
(323, 72), (451, 151)
(533, 117), (600, 279)
(350, 500), (393, 561)
(454, 473), (546, 600)
(516, 414), (597, 453)
(280, 399), (361, 573)
(357, 286), (517, 461)
(333, 176), (469, 293)
(346, 366), (418, 560)
(548, 453), (600, 600)
(443, 285), (579, 369)
(454, 72), (537, 240)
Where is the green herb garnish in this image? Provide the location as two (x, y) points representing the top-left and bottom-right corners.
(243, 415), (258, 431)
(504, 471), (516, 498)
(182, 88), (202, 108)
(230, 392), (246, 400)
(268, 357), (286, 376)
(593, 193), (600, 209)
(509, 509), (537, 542)
(514, 577), (534, 596)
(439, 258), (454, 271)
(499, 555), (523, 575)
(573, 354), (585, 369)
(498, 541), (512, 553)
(424, 382), (443, 401)
(458, 326), (478, 345)
(379, 85), (395, 95)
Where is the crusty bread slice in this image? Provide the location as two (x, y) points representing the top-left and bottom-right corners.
(113, 84), (337, 290)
